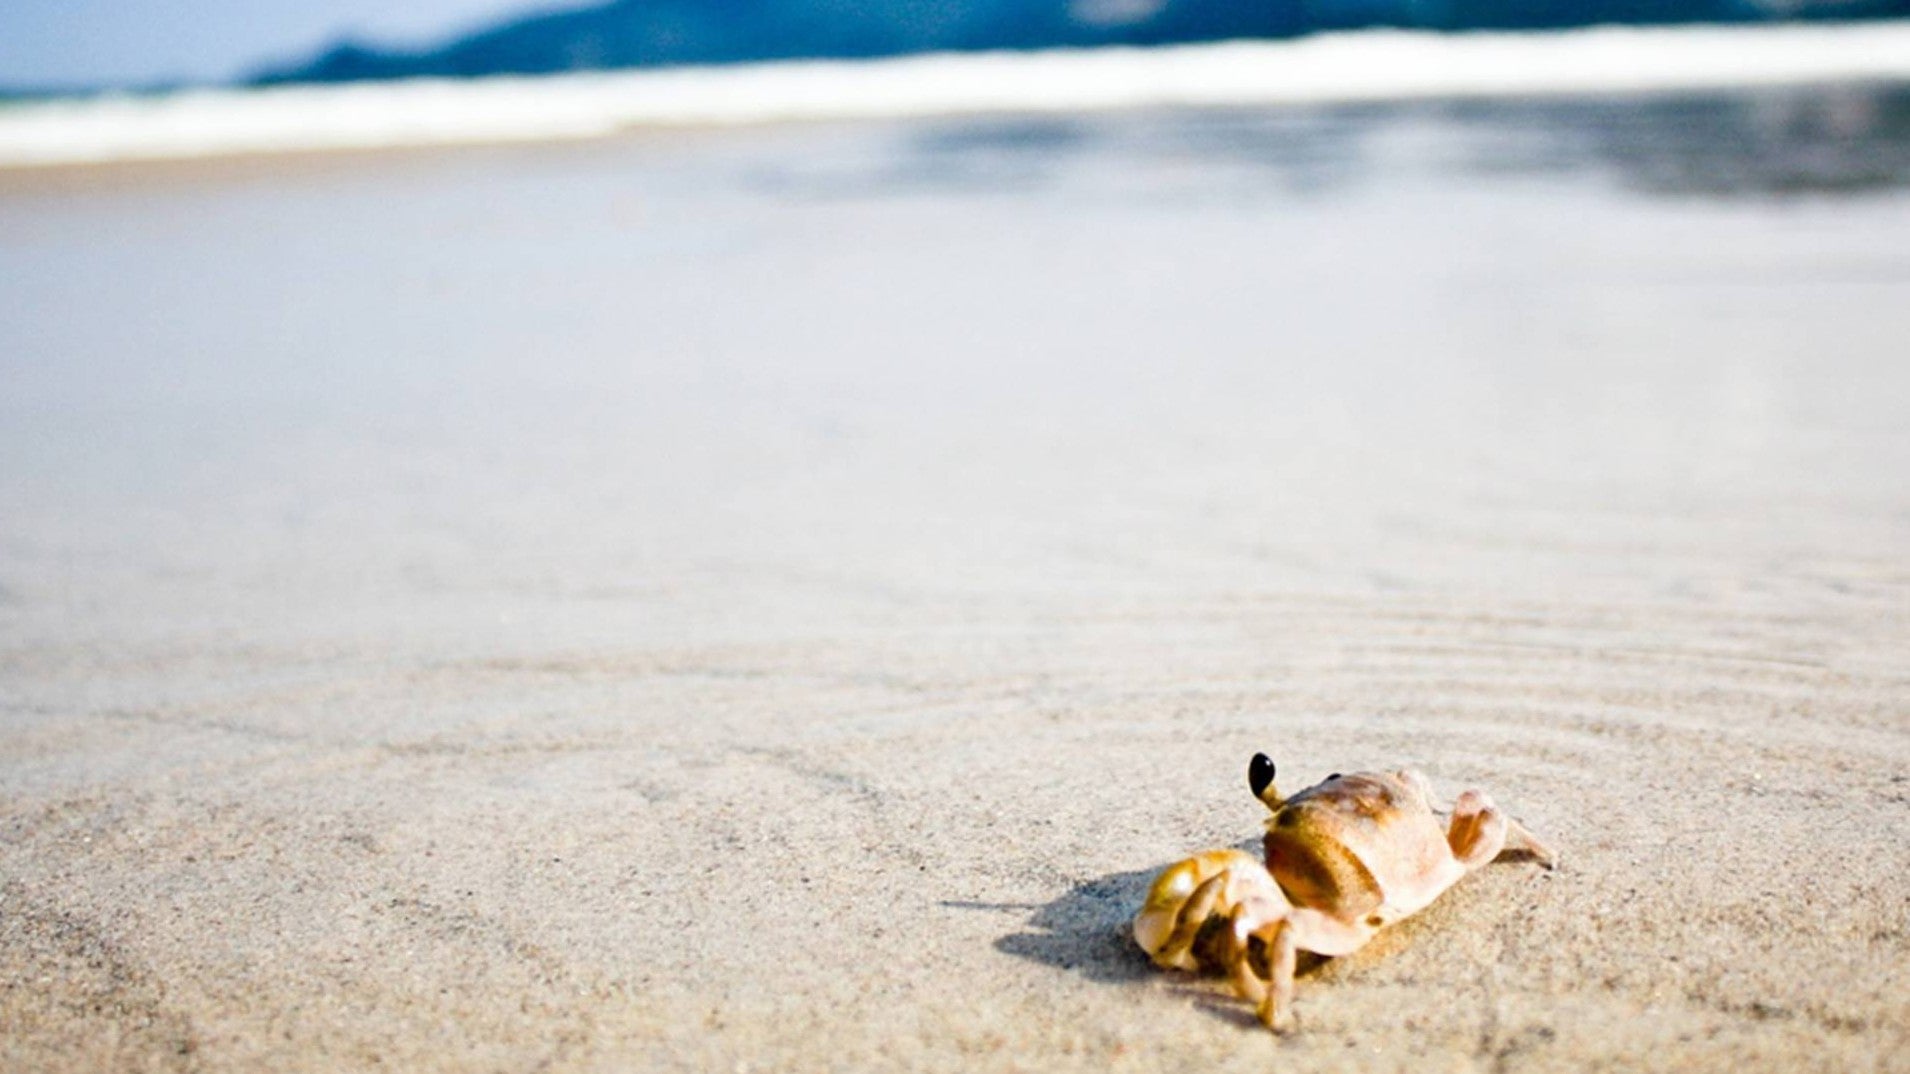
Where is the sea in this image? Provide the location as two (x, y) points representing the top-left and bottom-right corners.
(3, 23), (1910, 167)
(1, 22), (1908, 651)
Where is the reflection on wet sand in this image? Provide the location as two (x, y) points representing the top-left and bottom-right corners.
(778, 82), (1910, 199)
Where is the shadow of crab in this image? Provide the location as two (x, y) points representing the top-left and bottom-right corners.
(986, 865), (1161, 983)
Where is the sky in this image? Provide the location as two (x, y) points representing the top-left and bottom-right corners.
(0, 0), (550, 88)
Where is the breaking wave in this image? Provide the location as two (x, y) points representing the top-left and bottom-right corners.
(5, 22), (1910, 167)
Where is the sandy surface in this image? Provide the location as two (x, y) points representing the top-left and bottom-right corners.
(3, 95), (1909, 1072)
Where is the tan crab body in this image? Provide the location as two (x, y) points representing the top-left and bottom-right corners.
(1134, 755), (1554, 1031)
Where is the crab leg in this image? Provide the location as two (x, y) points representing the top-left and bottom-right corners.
(1500, 816), (1558, 869)
(1446, 789), (1510, 869)
(1449, 788), (1557, 870)
(1224, 912), (1298, 1033)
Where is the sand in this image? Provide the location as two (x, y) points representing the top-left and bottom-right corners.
(2, 95), (1909, 1072)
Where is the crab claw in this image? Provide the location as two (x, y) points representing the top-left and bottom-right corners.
(1134, 849), (1292, 974)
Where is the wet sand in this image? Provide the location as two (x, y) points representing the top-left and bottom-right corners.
(2, 91), (1908, 1071)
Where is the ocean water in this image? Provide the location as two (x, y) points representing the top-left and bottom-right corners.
(5, 23), (1910, 167)
(1, 70), (1909, 676)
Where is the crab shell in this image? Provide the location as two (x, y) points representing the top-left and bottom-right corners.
(1261, 769), (1465, 930)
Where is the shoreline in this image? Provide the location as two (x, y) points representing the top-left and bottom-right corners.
(6, 23), (1910, 170)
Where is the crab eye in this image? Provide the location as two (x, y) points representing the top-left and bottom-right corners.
(1248, 753), (1277, 797)
(1327, 772), (1343, 781)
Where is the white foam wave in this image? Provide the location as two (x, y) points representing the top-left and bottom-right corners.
(5, 22), (1910, 168)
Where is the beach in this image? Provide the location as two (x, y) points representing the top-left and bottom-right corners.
(3, 85), (1909, 1071)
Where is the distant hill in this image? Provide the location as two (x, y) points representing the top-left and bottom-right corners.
(253, 0), (1910, 85)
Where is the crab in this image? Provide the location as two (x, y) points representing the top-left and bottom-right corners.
(1133, 753), (1555, 1031)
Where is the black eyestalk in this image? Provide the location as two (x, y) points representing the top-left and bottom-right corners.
(1248, 753), (1277, 798)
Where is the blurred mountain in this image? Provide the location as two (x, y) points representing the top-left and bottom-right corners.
(253, 0), (1910, 84)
